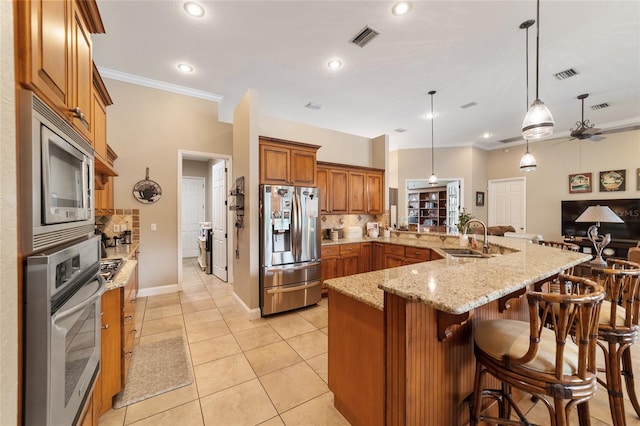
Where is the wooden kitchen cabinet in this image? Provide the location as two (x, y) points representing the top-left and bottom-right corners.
(372, 243), (385, 271)
(360, 242), (372, 273)
(317, 162), (384, 215)
(98, 262), (138, 415)
(16, 0), (105, 142)
(320, 243), (361, 293)
(259, 137), (319, 186)
(348, 172), (367, 214)
(366, 172), (384, 214)
(99, 287), (122, 415)
(95, 176), (114, 214)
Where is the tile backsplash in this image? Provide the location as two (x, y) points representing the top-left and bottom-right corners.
(321, 211), (390, 237)
(95, 208), (139, 243)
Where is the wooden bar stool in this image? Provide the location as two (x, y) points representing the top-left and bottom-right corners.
(471, 274), (604, 426)
(538, 240), (581, 289)
(590, 258), (640, 426)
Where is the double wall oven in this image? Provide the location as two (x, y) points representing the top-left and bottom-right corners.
(20, 89), (103, 425)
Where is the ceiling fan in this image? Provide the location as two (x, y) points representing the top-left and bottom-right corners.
(569, 93), (603, 140)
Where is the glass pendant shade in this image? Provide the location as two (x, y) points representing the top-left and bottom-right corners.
(522, 99), (554, 140)
(519, 149), (537, 172)
(428, 173), (438, 185)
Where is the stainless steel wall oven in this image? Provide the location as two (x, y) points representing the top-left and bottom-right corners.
(19, 89), (95, 254)
(24, 236), (105, 426)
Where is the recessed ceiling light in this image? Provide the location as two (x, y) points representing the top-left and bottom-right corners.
(482, 132), (492, 139)
(392, 2), (411, 16)
(184, 2), (205, 18)
(327, 59), (343, 70)
(177, 63), (194, 73)
(424, 112), (437, 120)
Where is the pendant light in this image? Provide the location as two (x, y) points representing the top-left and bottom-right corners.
(427, 90), (438, 185)
(519, 19), (537, 172)
(521, 0), (554, 140)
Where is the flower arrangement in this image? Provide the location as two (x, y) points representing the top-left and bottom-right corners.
(457, 207), (473, 233)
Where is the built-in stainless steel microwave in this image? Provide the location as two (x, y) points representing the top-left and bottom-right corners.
(19, 90), (95, 254)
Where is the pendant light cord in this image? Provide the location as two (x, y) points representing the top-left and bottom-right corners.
(525, 21), (530, 152)
(535, 0), (540, 100)
(430, 93), (435, 173)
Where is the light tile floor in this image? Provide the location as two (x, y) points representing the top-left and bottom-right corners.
(99, 258), (347, 426)
(99, 258), (640, 426)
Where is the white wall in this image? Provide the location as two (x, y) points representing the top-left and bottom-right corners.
(0, 0), (18, 422)
(232, 90), (260, 312)
(395, 146), (488, 225)
(259, 115), (375, 168)
(106, 79), (233, 290)
(486, 131), (640, 240)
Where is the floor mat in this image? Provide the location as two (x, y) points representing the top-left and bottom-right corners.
(113, 336), (193, 408)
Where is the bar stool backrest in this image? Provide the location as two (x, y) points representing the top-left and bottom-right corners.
(590, 259), (640, 328)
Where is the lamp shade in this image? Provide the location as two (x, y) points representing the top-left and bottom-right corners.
(519, 149), (537, 172)
(428, 173), (438, 185)
(575, 205), (624, 224)
(521, 99), (554, 140)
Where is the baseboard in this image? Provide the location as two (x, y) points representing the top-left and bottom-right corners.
(137, 284), (179, 298)
(233, 292), (261, 320)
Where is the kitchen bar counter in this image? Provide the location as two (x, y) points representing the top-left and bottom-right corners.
(103, 243), (139, 291)
(324, 235), (592, 426)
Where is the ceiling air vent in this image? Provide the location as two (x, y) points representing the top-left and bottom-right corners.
(591, 103), (609, 110)
(460, 102), (477, 109)
(554, 68), (579, 80)
(351, 26), (380, 48)
(305, 102), (322, 110)
(394, 128), (407, 133)
(499, 136), (523, 144)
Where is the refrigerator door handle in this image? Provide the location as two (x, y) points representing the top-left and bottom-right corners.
(266, 280), (321, 294)
(292, 192), (300, 262)
(266, 261), (320, 273)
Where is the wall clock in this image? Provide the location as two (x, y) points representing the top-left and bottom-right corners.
(133, 168), (162, 204)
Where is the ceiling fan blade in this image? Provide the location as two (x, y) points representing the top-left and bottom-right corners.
(583, 127), (602, 136)
(600, 124), (640, 135)
(587, 135), (606, 142)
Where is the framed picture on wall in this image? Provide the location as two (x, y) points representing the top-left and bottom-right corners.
(475, 191), (484, 206)
(599, 170), (626, 192)
(568, 173), (592, 193)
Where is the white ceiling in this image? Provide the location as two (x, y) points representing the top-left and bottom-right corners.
(92, 1), (640, 152)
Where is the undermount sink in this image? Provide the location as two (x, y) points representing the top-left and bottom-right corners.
(441, 248), (491, 258)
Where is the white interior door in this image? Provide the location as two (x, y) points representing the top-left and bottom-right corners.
(181, 176), (205, 258)
(211, 162), (228, 281)
(488, 177), (526, 233)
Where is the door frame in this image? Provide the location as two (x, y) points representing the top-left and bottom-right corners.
(487, 177), (527, 233)
(177, 150), (233, 288)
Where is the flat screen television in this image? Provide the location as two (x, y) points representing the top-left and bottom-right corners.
(561, 199), (640, 243)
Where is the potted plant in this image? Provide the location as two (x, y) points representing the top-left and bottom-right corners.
(457, 208), (473, 246)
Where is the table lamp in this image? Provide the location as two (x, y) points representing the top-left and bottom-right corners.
(575, 205), (624, 266)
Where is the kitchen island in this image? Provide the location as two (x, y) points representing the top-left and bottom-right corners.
(324, 234), (591, 426)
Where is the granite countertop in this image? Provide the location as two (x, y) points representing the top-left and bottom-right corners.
(323, 236), (591, 314)
(103, 242), (139, 291)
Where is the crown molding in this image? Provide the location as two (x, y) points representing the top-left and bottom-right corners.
(97, 67), (224, 103)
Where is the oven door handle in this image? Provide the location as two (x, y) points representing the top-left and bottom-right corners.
(52, 279), (105, 323)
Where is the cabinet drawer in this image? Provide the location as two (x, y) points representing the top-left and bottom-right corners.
(321, 245), (340, 257)
(404, 247), (431, 261)
(340, 243), (361, 255)
(384, 244), (405, 256)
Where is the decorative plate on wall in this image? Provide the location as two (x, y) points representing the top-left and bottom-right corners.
(133, 168), (162, 204)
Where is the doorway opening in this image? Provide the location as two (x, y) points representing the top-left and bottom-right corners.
(404, 178), (464, 231)
(177, 150), (232, 287)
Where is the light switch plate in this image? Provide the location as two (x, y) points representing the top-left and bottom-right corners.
(151, 223), (157, 231)
(113, 224), (120, 233)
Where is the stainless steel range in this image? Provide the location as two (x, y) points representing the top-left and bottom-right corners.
(24, 235), (105, 426)
(100, 258), (124, 283)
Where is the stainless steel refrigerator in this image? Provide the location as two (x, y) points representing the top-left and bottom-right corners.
(259, 184), (321, 316)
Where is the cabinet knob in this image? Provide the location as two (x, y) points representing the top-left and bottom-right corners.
(124, 315), (133, 322)
(102, 324), (109, 330)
